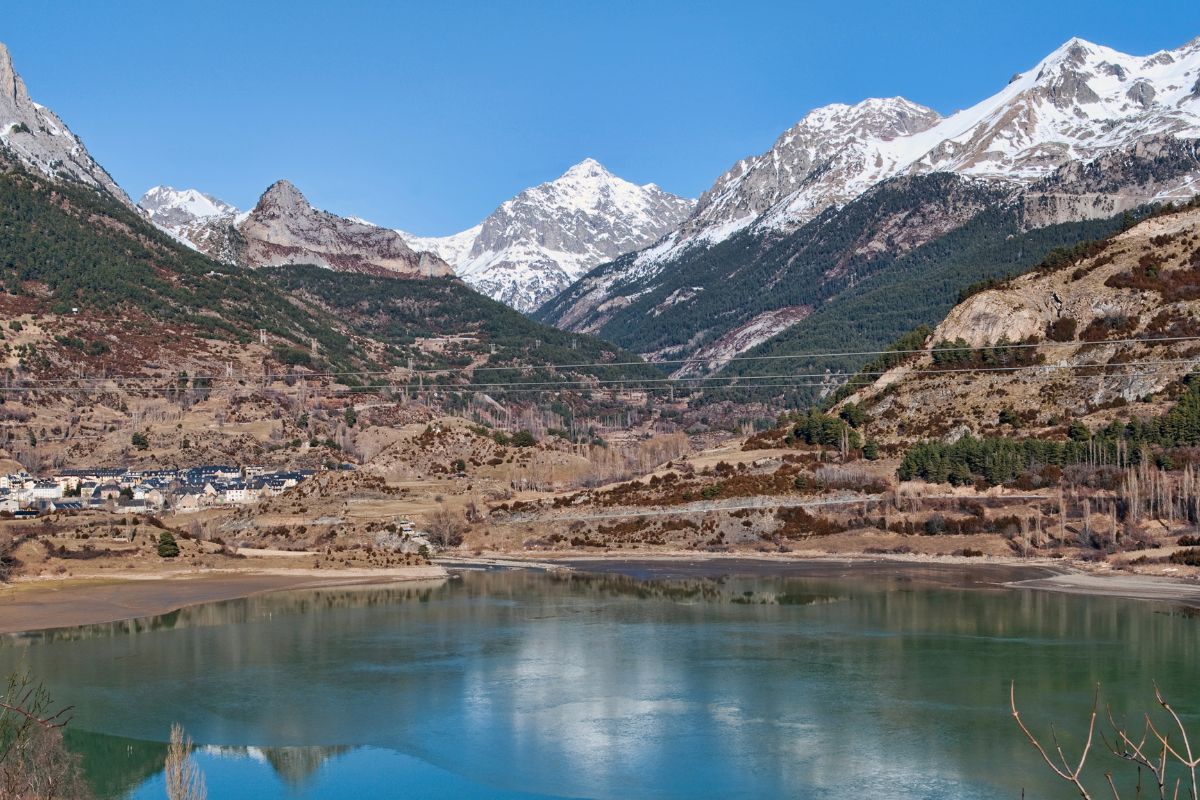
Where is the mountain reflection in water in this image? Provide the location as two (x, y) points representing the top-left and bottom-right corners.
(1, 568), (1197, 799)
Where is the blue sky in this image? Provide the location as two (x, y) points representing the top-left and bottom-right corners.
(5, 1), (1199, 234)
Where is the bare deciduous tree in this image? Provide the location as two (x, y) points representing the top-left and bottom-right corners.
(426, 508), (467, 549)
(0, 673), (91, 799)
(165, 723), (206, 800)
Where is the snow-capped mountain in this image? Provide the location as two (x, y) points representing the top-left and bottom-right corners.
(0, 42), (131, 207)
(621, 36), (1200, 279)
(540, 36), (1200, 374)
(140, 186), (238, 232)
(399, 159), (693, 312)
(138, 185), (246, 260)
(152, 179), (454, 278)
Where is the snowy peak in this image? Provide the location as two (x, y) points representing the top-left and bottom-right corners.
(399, 158), (693, 312)
(139, 186), (238, 231)
(906, 35), (1200, 179)
(629, 35), (1200, 273)
(0, 41), (132, 207)
(793, 97), (942, 140)
(683, 97), (943, 244)
(560, 157), (608, 179)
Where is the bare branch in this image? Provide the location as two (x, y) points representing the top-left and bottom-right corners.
(1011, 680), (1097, 799)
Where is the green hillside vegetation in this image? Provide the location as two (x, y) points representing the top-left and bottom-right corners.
(266, 266), (662, 388)
(898, 374), (1200, 486)
(0, 156), (361, 370)
(0, 156), (658, 394)
(717, 204), (1140, 405)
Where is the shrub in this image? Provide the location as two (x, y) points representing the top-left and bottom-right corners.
(1045, 317), (1077, 342)
(156, 532), (180, 558)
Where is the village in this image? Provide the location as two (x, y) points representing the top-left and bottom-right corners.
(0, 464), (322, 517)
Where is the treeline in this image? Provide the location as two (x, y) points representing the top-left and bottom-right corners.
(898, 375), (1200, 485)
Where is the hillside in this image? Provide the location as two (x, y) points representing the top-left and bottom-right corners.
(265, 266), (662, 387)
(538, 154), (1180, 391)
(0, 154), (361, 367)
(839, 200), (1200, 446)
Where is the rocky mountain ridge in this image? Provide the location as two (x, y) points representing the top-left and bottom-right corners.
(239, 180), (452, 277)
(0, 42), (131, 207)
(138, 181), (453, 278)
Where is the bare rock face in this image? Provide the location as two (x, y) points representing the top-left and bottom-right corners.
(140, 180), (455, 278)
(0, 42), (132, 207)
(238, 181), (453, 277)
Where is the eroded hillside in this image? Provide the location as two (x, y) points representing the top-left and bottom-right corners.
(842, 201), (1200, 444)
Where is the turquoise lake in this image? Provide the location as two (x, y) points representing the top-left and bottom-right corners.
(1, 563), (1198, 798)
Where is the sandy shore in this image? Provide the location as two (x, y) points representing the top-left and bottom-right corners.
(1006, 572), (1200, 606)
(4, 550), (1199, 636)
(0, 565), (447, 634)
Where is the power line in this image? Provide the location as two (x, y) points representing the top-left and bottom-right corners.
(0, 357), (1196, 398)
(11, 334), (1200, 385)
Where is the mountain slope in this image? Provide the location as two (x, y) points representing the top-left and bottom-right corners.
(0, 42), (131, 208)
(399, 159), (694, 312)
(542, 37), (1200, 371)
(838, 200), (1200, 444)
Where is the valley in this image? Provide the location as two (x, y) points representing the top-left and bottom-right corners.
(4, 19), (1200, 798)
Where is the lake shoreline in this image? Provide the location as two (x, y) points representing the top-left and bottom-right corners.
(4, 550), (1200, 636)
(440, 550), (1200, 607)
(0, 565), (448, 635)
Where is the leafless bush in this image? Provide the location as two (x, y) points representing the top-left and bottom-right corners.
(426, 508), (466, 549)
(0, 673), (91, 799)
(1012, 681), (1200, 799)
(165, 723), (206, 800)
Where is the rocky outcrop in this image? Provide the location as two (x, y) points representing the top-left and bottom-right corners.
(843, 205), (1200, 443)
(0, 42), (131, 207)
(141, 181), (453, 278)
(239, 181), (452, 277)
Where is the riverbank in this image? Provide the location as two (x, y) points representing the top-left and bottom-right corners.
(0, 565), (447, 634)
